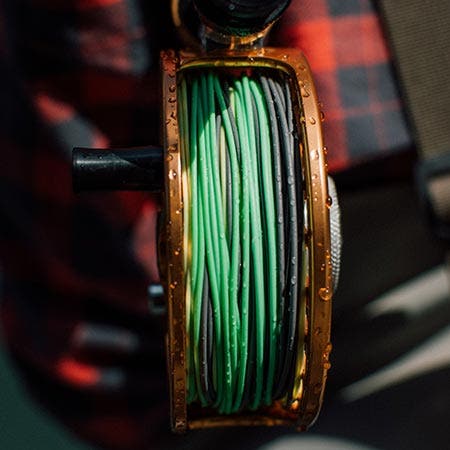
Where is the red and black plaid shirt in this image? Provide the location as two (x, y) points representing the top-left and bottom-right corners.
(0, 1), (411, 448)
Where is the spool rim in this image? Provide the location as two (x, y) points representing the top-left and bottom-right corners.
(162, 48), (332, 432)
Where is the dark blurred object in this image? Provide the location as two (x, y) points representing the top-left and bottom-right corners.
(379, 1), (450, 244)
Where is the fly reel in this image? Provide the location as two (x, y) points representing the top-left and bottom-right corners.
(72, 0), (340, 435)
(162, 47), (336, 433)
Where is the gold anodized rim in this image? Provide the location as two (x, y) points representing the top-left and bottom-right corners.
(162, 48), (332, 433)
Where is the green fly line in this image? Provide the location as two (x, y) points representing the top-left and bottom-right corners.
(179, 68), (304, 414)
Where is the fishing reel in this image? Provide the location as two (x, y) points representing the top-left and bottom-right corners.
(72, 0), (341, 434)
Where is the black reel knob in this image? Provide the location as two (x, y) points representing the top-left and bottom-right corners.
(193, 0), (291, 36)
(72, 146), (164, 192)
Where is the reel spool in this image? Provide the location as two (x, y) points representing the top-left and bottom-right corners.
(73, 0), (340, 435)
(163, 47), (335, 433)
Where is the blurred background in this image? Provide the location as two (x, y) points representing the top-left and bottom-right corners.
(0, 0), (449, 449)
(0, 335), (93, 449)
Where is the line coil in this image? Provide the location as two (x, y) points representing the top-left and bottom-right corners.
(179, 68), (306, 414)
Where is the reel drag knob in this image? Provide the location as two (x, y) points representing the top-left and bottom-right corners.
(193, 0), (292, 35)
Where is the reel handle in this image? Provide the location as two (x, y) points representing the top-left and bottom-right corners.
(72, 146), (164, 192)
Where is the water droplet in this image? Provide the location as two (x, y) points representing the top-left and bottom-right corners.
(175, 419), (185, 429)
(312, 173), (318, 180)
(290, 400), (300, 411)
(326, 196), (333, 208)
(323, 146), (328, 155)
(301, 87), (310, 98)
(310, 149), (319, 160)
(319, 287), (332, 301)
(169, 169), (177, 179)
(323, 361), (331, 370)
(305, 274), (311, 287)
(309, 117), (316, 125)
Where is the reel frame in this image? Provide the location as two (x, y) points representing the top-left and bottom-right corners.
(161, 47), (333, 433)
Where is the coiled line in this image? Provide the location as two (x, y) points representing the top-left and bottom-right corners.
(178, 68), (304, 414)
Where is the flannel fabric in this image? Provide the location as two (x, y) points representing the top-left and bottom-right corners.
(276, 0), (412, 171)
(0, 0), (412, 448)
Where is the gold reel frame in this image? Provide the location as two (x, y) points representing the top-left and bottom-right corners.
(161, 48), (332, 433)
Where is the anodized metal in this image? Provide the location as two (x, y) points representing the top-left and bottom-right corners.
(161, 47), (332, 433)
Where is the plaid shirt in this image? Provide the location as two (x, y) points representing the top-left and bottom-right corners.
(0, 1), (411, 448)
